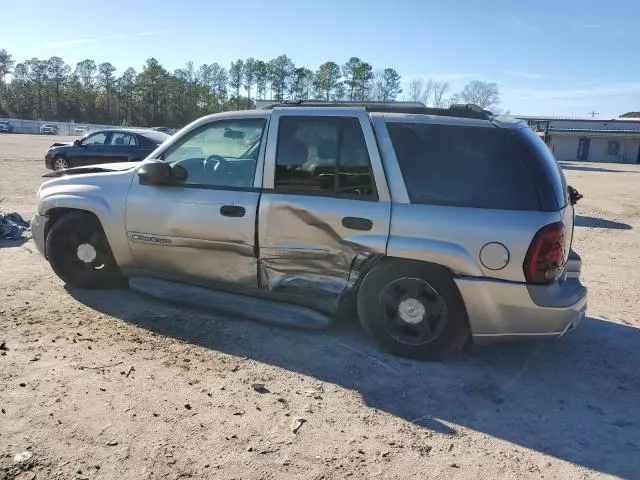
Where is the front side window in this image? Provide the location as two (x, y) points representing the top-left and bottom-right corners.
(110, 133), (136, 146)
(274, 116), (376, 198)
(387, 123), (539, 210)
(82, 132), (109, 145)
(163, 118), (266, 188)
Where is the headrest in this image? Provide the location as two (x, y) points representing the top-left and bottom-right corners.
(317, 139), (337, 160)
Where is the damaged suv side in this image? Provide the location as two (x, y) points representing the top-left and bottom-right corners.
(32, 102), (587, 359)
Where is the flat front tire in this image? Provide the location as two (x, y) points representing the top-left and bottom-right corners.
(357, 259), (469, 360)
(46, 212), (125, 288)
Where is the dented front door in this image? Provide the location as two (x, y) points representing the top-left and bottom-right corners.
(125, 115), (269, 287)
(257, 108), (391, 313)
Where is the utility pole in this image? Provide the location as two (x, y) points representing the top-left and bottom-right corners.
(588, 110), (600, 118)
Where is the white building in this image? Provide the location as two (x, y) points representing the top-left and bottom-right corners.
(518, 116), (640, 164)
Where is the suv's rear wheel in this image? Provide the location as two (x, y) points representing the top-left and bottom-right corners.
(46, 211), (125, 288)
(357, 259), (469, 360)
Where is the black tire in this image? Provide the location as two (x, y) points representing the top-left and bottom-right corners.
(46, 211), (126, 289)
(357, 259), (469, 360)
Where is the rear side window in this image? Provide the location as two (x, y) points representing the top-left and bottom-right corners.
(387, 123), (540, 210)
(275, 116), (377, 199)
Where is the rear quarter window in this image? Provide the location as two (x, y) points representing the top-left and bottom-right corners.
(387, 122), (540, 211)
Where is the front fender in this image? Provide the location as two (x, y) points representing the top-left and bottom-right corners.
(39, 193), (111, 218)
(37, 170), (136, 267)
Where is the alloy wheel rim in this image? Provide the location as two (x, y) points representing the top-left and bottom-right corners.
(54, 158), (67, 170)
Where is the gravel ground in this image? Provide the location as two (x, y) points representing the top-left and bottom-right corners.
(1, 134), (639, 480)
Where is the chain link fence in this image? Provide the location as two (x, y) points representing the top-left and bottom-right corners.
(0, 117), (124, 136)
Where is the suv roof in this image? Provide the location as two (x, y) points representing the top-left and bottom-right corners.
(260, 100), (494, 120)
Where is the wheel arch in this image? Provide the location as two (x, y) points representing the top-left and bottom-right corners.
(342, 255), (468, 318)
(354, 256), (472, 359)
(43, 208), (101, 257)
(386, 236), (483, 277)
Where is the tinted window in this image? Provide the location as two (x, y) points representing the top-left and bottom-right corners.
(387, 123), (539, 210)
(163, 118), (266, 188)
(275, 116), (376, 198)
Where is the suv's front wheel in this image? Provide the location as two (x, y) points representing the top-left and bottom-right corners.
(46, 211), (125, 288)
(357, 259), (469, 360)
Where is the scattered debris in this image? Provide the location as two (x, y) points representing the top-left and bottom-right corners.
(357, 449), (365, 455)
(448, 443), (455, 452)
(450, 463), (460, 468)
(184, 404), (192, 410)
(13, 451), (33, 463)
(125, 366), (135, 378)
(14, 472), (36, 480)
(106, 441), (118, 446)
(246, 446), (254, 452)
(30, 354), (41, 362)
(291, 417), (306, 434)
(251, 383), (270, 394)
(78, 361), (124, 370)
(0, 340), (7, 351)
(0, 212), (30, 240)
(19, 383), (26, 387)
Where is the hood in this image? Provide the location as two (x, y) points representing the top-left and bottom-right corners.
(43, 162), (138, 178)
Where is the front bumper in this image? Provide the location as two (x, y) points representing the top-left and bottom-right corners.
(31, 213), (48, 258)
(44, 153), (54, 170)
(456, 265), (587, 345)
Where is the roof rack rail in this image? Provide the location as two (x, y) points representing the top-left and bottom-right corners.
(259, 100), (493, 120)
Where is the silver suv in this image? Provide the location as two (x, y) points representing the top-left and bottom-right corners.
(31, 102), (587, 359)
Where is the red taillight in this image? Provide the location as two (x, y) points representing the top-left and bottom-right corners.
(524, 222), (566, 285)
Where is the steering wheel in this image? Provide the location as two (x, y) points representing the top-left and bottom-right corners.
(204, 154), (229, 174)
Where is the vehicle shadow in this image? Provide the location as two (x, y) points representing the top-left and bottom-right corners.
(559, 161), (639, 174)
(68, 287), (640, 479)
(575, 215), (633, 230)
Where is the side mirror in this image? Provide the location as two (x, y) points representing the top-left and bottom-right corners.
(73, 139), (82, 146)
(138, 161), (172, 186)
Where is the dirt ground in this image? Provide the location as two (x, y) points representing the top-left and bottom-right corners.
(1, 134), (639, 480)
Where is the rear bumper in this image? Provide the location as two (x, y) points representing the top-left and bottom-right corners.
(31, 213), (48, 258)
(455, 262), (587, 345)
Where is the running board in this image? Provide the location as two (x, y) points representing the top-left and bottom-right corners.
(129, 277), (332, 330)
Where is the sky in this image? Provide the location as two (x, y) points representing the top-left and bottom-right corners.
(2, 0), (639, 117)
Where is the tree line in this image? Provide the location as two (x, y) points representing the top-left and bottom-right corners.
(0, 48), (500, 128)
